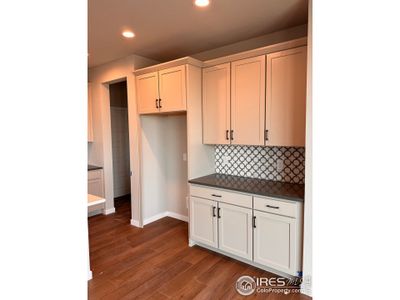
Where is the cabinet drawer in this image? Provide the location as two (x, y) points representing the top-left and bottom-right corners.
(88, 169), (102, 181)
(254, 197), (297, 218)
(190, 185), (252, 208)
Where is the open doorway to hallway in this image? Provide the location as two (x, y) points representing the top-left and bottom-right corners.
(109, 81), (131, 215)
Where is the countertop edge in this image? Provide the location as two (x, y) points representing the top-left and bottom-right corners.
(188, 180), (304, 202)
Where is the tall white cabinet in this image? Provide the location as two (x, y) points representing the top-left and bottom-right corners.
(134, 58), (215, 226)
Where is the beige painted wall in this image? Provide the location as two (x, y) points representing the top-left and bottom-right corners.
(191, 24), (307, 61)
(88, 54), (158, 222)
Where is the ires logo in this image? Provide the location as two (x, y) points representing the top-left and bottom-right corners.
(236, 275), (293, 296)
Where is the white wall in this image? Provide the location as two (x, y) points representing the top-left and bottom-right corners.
(140, 115), (168, 220)
(88, 54), (158, 221)
(140, 114), (188, 222)
(191, 24), (307, 61)
(165, 115), (188, 217)
(110, 107), (130, 198)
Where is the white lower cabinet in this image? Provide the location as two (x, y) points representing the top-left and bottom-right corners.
(189, 197), (218, 248)
(253, 210), (296, 274)
(189, 185), (303, 277)
(218, 202), (252, 260)
(88, 169), (104, 197)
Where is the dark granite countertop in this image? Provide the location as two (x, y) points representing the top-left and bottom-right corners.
(189, 173), (304, 202)
(88, 164), (102, 171)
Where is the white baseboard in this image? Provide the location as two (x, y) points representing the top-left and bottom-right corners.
(143, 212), (168, 225)
(143, 211), (188, 226)
(103, 207), (115, 215)
(88, 270), (93, 280)
(166, 211), (188, 222)
(130, 219), (142, 228)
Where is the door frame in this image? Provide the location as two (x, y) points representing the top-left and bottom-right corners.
(97, 75), (143, 227)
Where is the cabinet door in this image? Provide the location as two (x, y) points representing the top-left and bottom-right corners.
(231, 56), (265, 145)
(88, 179), (104, 197)
(88, 83), (94, 142)
(158, 65), (186, 112)
(202, 63), (231, 144)
(136, 71), (160, 114)
(190, 197), (218, 248)
(253, 210), (296, 275)
(266, 47), (307, 146)
(218, 202), (252, 260)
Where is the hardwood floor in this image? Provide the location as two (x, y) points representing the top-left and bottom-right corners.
(88, 197), (311, 299)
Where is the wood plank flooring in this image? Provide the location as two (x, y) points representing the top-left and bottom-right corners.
(88, 196), (311, 299)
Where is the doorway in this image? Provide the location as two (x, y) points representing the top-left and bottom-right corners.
(109, 81), (131, 213)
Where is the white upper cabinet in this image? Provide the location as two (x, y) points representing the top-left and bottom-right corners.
(202, 63), (231, 144)
(136, 71), (160, 114)
(136, 66), (187, 114)
(231, 55), (265, 145)
(158, 65), (186, 112)
(265, 46), (307, 146)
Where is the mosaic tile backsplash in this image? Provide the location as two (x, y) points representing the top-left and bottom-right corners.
(215, 145), (305, 184)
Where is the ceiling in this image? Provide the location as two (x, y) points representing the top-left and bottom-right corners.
(88, 0), (308, 68)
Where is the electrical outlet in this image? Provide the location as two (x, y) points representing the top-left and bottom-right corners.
(277, 159), (285, 172)
(222, 156), (230, 165)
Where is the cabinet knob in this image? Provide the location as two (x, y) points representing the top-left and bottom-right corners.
(265, 130), (269, 141)
(159, 98), (162, 108)
(253, 216), (256, 228)
(211, 194), (222, 198)
(212, 206), (216, 217)
(230, 130), (234, 140)
(155, 99), (159, 108)
(225, 130), (229, 140)
(217, 207), (221, 219)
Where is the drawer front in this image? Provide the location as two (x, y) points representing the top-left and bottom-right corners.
(254, 196), (297, 218)
(190, 185), (252, 208)
(88, 169), (102, 181)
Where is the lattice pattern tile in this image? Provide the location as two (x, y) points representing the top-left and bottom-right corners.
(215, 145), (305, 184)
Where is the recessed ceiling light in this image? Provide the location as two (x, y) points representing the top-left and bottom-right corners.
(122, 31), (135, 38)
(194, 0), (210, 7)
